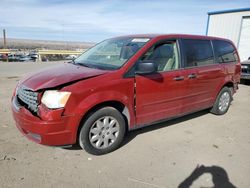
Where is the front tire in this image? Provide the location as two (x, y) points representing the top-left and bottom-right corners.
(79, 107), (126, 155)
(210, 87), (232, 115)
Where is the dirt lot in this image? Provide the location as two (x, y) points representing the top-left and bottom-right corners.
(0, 62), (250, 188)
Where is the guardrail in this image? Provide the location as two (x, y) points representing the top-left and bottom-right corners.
(0, 49), (11, 54)
(0, 49), (86, 55)
(37, 49), (86, 55)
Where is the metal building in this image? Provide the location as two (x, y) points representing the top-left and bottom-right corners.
(206, 8), (250, 61)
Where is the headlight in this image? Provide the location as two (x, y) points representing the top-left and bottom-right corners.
(41, 90), (71, 109)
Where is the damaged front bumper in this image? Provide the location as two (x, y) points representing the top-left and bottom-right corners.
(11, 96), (81, 146)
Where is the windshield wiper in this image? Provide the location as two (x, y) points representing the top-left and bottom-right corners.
(76, 62), (98, 69)
(81, 63), (93, 68)
(72, 60), (115, 70)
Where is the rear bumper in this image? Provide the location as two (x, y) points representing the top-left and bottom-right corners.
(240, 72), (250, 80)
(11, 96), (81, 146)
(241, 73), (250, 80)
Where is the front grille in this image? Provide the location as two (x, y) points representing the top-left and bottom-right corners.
(17, 86), (39, 113)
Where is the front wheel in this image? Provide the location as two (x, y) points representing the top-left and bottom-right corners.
(79, 107), (126, 155)
(210, 87), (232, 115)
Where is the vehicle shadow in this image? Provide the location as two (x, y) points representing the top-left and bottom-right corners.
(240, 79), (250, 85)
(121, 109), (209, 147)
(178, 164), (236, 188)
(62, 144), (82, 150)
(63, 109), (209, 151)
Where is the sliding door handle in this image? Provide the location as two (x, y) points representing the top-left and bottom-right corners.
(188, 73), (197, 79)
(173, 76), (184, 81)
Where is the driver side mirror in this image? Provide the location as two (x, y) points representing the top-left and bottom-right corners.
(135, 61), (157, 75)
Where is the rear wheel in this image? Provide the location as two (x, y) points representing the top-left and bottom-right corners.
(79, 107), (126, 155)
(210, 87), (232, 115)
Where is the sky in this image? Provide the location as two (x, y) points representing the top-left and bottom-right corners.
(0, 0), (250, 42)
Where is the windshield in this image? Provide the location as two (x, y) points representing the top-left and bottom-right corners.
(74, 37), (150, 70)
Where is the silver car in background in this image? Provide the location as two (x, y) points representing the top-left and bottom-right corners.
(241, 57), (250, 83)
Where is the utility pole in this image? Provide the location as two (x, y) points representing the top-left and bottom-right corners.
(3, 29), (7, 49)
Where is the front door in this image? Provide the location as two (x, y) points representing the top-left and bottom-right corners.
(135, 40), (187, 126)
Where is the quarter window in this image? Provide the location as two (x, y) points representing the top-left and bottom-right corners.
(213, 40), (238, 63)
(183, 39), (214, 67)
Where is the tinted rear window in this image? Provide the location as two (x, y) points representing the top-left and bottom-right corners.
(213, 40), (238, 63)
(182, 39), (214, 67)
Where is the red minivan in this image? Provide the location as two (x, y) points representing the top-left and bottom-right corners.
(11, 34), (241, 155)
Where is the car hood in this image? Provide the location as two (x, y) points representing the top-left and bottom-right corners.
(20, 63), (109, 91)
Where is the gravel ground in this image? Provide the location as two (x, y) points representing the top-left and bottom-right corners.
(0, 62), (250, 188)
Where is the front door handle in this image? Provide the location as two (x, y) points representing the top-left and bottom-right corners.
(173, 76), (184, 81)
(188, 73), (197, 79)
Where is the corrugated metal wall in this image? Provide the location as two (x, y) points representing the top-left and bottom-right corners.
(238, 17), (250, 61)
(207, 11), (250, 61)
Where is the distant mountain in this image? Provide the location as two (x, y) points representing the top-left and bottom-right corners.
(0, 38), (94, 50)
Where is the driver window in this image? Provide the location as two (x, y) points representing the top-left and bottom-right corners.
(140, 41), (179, 72)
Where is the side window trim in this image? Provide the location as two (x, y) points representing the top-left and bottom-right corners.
(176, 39), (184, 69)
(178, 39), (185, 69)
(210, 40), (218, 64)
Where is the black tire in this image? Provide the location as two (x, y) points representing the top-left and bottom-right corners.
(79, 107), (126, 155)
(210, 87), (232, 115)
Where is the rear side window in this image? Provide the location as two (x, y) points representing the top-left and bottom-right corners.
(182, 39), (214, 67)
(213, 40), (238, 63)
